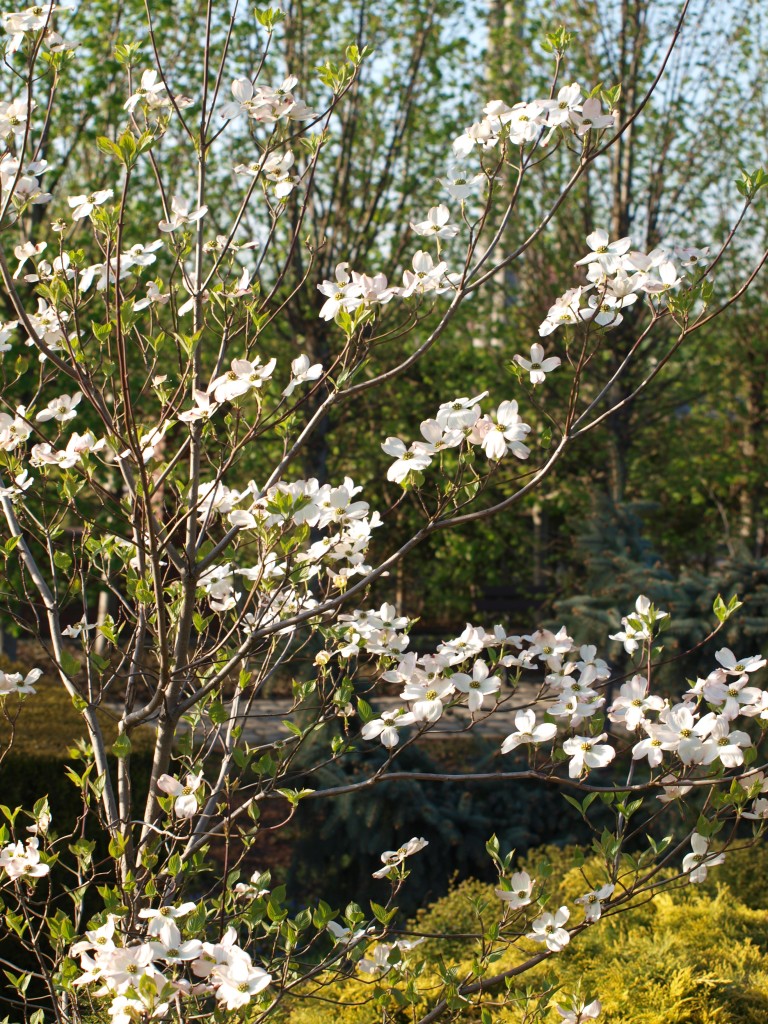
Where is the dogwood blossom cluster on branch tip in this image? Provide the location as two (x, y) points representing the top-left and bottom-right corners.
(0, 667), (41, 695)
(2, 5), (75, 55)
(207, 355), (276, 403)
(372, 836), (428, 878)
(0, 325), (325, 471)
(181, 477), (383, 613)
(599, 602), (766, 779)
(14, 237), (163, 298)
(356, 620), (583, 749)
(452, 83), (614, 160)
(381, 392), (530, 484)
(539, 230), (703, 337)
(71, 912), (272, 1015)
(219, 74), (315, 123)
(317, 260), (398, 320)
(317, 241), (460, 321)
(0, 836), (49, 881)
(344, 593), (768, 839)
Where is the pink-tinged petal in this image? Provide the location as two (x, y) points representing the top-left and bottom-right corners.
(157, 773), (182, 797)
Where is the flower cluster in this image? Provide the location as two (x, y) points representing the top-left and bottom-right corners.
(188, 476), (382, 618)
(0, 338), (321, 474)
(2, 4), (74, 54)
(539, 231), (706, 336)
(0, 836), (49, 881)
(496, 867), (615, 950)
(613, 644), (764, 775)
(72, 909), (272, 1016)
(316, 217), (460, 319)
(317, 260), (399, 320)
(0, 666), (41, 696)
(356, 622), (522, 747)
(352, 590), (768, 840)
(498, 628), (613, 773)
(382, 392), (530, 484)
(372, 836), (428, 879)
(453, 83), (614, 159)
(220, 74), (315, 123)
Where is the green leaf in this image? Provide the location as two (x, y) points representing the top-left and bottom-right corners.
(370, 900), (398, 925)
(357, 698), (374, 723)
(60, 651), (81, 679)
(111, 733), (132, 759)
(714, 592), (742, 624)
(485, 834), (501, 862)
(108, 832), (128, 859)
(276, 787), (315, 807)
(208, 698), (227, 725)
(96, 135), (123, 161)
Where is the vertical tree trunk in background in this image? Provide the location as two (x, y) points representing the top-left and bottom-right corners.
(299, 320), (332, 484)
(738, 331), (768, 560)
(604, 0), (647, 507)
(486, 0), (527, 349)
(486, 2), (553, 585)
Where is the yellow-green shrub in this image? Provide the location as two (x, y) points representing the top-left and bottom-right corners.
(276, 844), (768, 1024)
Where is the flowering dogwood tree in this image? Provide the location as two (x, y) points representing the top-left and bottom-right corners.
(0, 2), (767, 1022)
